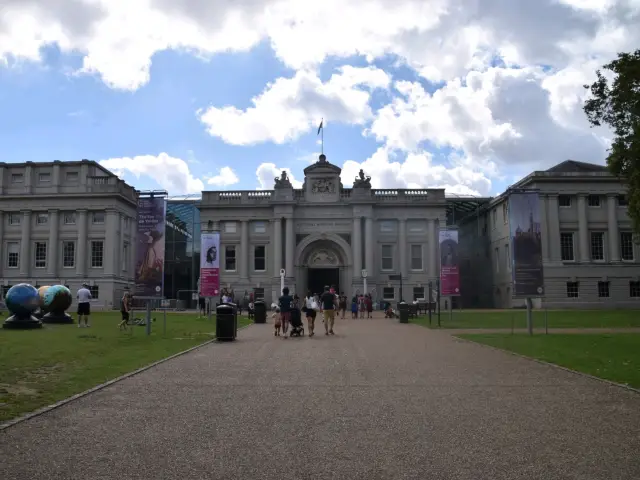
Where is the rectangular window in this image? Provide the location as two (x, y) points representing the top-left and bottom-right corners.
(588, 195), (601, 207)
(502, 203), (508, 223)
(620, 232), (634, 261)
(66, 171), (79, 182)
(11, 173), (23, 184)
(408, 221), (425, 233)
(34, 242), (47, 269)
(383, 287), (394, 300)
(90, 241), (104, 268)
(89, 285), (99, 299)
(566, 281), (579, 298)
(254, 245), (266, 271)
(630, 281), (640, 298)
(505, 244), (511, 269)
(380, 221), (394, 233)
(92, 212), (105, 224)
(225, 246), (237, 271)
(63, 212), (76, 225)
(590, 232), (605, 261)
(63, 241), (75, 268)
(495, 247), (499, 272)
(559, 195), (571, 207)
(224, 221), (237, 233)
(413, 287), (425, 300)
(410, 244), (423, 270)
(560, 232), (575, 261)
(492, 209), (497, 226)
(7, 242), (19, 268)
(37, 213), (48, 225)
(38, 172), (51, 183)
(122, 243), (128, 271)
(2, 285), (12, 297)
(253, 221), (266, 234)
(617, 195), (629, 207)
(381, 244), (393, 270)
(9, 213), (21, 225)
(597, 281), (610, 298)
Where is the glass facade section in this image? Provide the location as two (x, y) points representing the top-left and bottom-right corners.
(164, 200), (201, 306)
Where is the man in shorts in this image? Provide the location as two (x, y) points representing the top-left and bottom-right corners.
(76, 283), (92, 327)
(278, 287), (293, 338)
(320, 285), (337, 335)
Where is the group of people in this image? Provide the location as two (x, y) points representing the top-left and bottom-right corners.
(274, 285), (341, 338)
(351, 293), (373, 319)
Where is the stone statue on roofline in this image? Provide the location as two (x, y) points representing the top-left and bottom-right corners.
(274, 170), (292, 188)
(353, 168), (371, 188)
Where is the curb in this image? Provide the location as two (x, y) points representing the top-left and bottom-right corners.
(453, 334), (640, 395)
(0, 323), (254, 432)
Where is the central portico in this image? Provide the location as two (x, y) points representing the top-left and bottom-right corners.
(199, 154), (446, 304)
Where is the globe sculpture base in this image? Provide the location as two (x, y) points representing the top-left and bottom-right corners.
(34, 309), (45, 320)
(3, 314), (43, 329)
(42, 311), (74, 324)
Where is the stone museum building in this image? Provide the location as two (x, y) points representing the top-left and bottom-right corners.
(0, 156), (638, 309)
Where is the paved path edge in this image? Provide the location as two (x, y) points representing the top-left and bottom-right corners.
(0, 323), (254, 432)
(454, 334), (640, 395)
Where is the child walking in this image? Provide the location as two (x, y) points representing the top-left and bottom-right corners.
(272, 307), (282, 336)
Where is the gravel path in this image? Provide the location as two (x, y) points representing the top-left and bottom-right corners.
(1, 317), (639, 480)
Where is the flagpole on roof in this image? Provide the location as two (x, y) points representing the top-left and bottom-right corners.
(317, 118), (324, 155)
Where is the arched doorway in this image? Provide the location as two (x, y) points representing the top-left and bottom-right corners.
(295, 234), (352, 296)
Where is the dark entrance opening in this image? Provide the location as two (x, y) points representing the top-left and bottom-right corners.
(307, 268), (339, 296)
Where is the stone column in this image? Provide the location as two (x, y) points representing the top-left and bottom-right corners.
(285, 217), (294, 277)
(47, 209), (59, 276)
(129, 214), (137, 278)
(399, 218), (407, 277)
(364, 217), (374, 272)
(539, 195), (550, 263)
(119, 214), (126, 273)
(77, 209), (88, 277)
(52, 162), (61, 194)
(104, 210), (118, 276)
(273, 218), (282, 274)
(577, 194), (589, 262)
(20, 211), (31, 276)
(607, 194), (620, 262)
(240, 220), (249, 279)
(352, 216), (362, 275)
(547, 195), (561, 262)
(427, 219), (437, 279)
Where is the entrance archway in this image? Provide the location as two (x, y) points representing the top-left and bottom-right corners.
(295, 233), (352, 296)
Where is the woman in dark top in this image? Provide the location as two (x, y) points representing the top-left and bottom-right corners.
(339, 292), (347, 319)
(278, 287), (293, 338)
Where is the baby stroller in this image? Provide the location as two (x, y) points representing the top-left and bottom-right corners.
(289, 307), (304, 337)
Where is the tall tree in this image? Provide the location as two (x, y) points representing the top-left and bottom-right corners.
(583, 49), (640, 235)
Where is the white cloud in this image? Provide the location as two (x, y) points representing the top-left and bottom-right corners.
(100, 152), (204, 194)
(205, 166), (240, 187)
(340, 147), (493, 195)
(255, 163), (303, 189)
(199, 66), (390, 145)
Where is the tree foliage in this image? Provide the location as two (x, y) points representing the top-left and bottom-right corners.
(584, 49), (640, 235)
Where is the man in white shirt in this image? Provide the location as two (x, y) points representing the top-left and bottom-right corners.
(76, 284), (92, 327)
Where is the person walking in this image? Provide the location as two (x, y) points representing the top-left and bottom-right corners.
(76, 283), (92, 328)
(339, 292), (347, 319)
(118, 291), (131, 331)
(278, 287), (293, 339)
(320, 285), (336, 335)
(365, 294), (373, 319)
(304, 290), (318, 337)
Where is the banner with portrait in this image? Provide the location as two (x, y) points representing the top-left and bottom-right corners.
(508, 192), (545, 297)
(439, 229), (460, 296)
(134, 196), (167, 297)
(200, 233), (221, 297)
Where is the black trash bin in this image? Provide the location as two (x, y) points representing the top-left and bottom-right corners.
(254, 300), (266, 324)
(397, 302), (409, 324)
(216, 303), (237, 341)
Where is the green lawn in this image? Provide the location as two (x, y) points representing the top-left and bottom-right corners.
(413, 310), (640, 329)
(459, 333), (640, 389)
(0, 311), (250, 423)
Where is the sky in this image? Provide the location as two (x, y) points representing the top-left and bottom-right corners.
(0, 0), (637, 198)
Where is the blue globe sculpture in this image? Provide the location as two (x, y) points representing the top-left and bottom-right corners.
(42, 285), (73, 324)
(3, 283), (42, 329)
